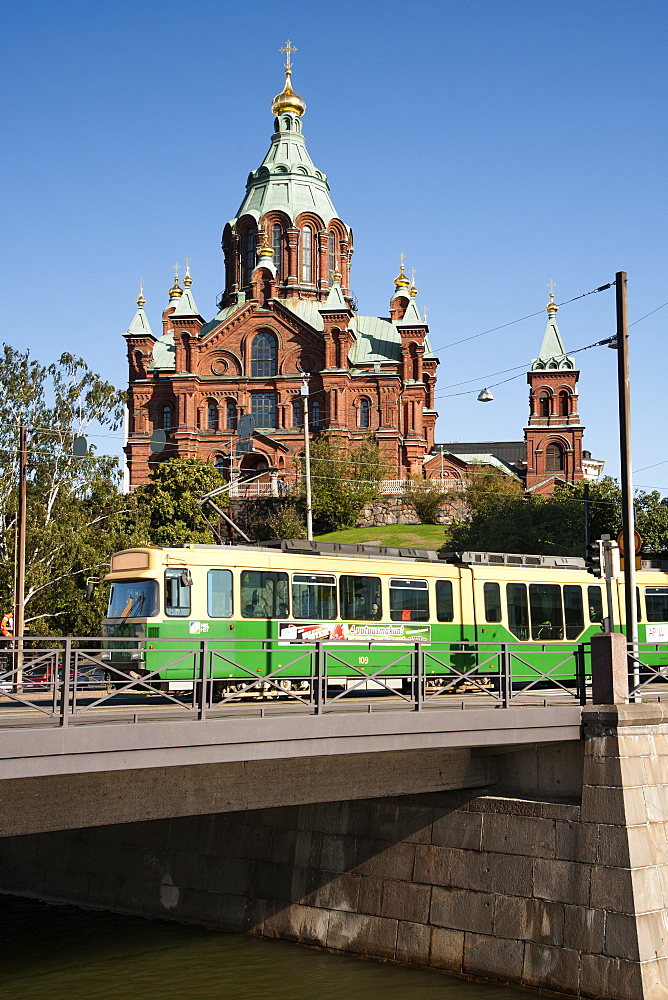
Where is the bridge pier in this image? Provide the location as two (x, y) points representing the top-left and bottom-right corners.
(1, 706), (667, 997)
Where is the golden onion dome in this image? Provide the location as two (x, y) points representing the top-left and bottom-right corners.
(183, 272), (193, 288)
(257, 234), (274, 257)
(169, 279), (183, 299)
(331, 269), (342, 283)
(546, 291), (558, 314)
(272, 73), (306, 117)
(394, 264), (411, 289)
(409, 284), (418, 297)
(137, 292), (146, 307)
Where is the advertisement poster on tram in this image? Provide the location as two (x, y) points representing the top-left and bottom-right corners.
(277, 622), (431, 643)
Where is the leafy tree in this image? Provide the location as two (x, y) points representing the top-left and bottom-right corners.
(446, 471), (668, 557)
(134, 457), (226, 546)
(262, 504), (307, 541)
(403, 477), (450, 524)
(0, 346), (130, 634)
(301, 433), (390, 532)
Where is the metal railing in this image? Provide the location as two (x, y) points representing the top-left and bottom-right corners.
(228, 477), (467, 500)
(627, 642), (668, 700)
(0, 637), (589, 729)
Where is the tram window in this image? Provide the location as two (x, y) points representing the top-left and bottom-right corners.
(529, 584), (563, 640)
(637, 587), (643, 622)
(436, 580), (454, 622)
(339, 575), (382, 621)
(564, 585), (585, 639)
(292, 574), (337, 620)
(390, 579), (429, 622)
(483, 582), (502, 623)
(588, 586), (604, 623)
(507, 583), (529, 640)
(107, 580), (158, 620)
(165, 568), (191, 618)
(646, 588), (668, 623)
(240, 571), (289, 618)
(207, 569), (233, 618)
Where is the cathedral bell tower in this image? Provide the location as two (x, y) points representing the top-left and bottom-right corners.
(524, 290), (585, 494)
(220, 41), (353, 309)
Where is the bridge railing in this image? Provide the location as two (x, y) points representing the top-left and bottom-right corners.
(627, 642), (668, 701)
(0, 636), (592, 728)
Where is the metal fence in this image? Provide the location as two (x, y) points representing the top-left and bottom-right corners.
(0, 637), (590, 729)
(627, 642), (668, 700)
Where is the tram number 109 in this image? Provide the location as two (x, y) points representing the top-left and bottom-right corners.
(358, 656), (369, 665)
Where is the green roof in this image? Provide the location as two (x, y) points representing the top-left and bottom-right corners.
(231, 111), (340, 227)
(532, 313), (575, 371)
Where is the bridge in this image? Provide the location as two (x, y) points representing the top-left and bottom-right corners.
(0, 632), (655, 837)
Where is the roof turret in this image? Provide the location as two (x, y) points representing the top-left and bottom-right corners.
(531, 290), (576, 370)
(124, 283), (154, 339)
(231, 45), (339, 227)
(171, 263), (202, 317)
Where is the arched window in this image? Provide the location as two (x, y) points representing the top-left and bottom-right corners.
(292, 398), (303, 427)
(328, 231), (336, 279)
(359, 397), (370, 428)
(162, 405), (173, 431)
(207, 401), (218, 431)
(272, 224), (283, 279)
(538, 391), (551, 418)
(301, 225), (312, 283)
(559, 390), (570, 417)
(310, 399), (321, 429)
(226, 400), (237, 430)
(546, 443), (564, 472)
(242, 229), (256, 286)
(251, 331), (277, 377)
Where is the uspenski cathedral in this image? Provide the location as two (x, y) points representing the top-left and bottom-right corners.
(122, 44), (602, 498)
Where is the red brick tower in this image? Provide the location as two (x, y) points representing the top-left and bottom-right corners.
(524, 291), (585, 494)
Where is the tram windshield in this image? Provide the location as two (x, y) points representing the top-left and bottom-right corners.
(107, 580), (159, 620)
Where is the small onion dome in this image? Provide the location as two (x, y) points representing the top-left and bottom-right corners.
(394, 264), (410, 289)
(409, 283), (418, 297)
(331, 269), (342, 282)
(272, 74), (306, 117)
(183, 270), (193, 288)
(257, 234), (274, 257)
(169, 278), (183, 299)
(546, 291), (558, 314)
(136, 291), (146, 307)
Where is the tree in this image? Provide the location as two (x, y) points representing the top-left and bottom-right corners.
(402, 477), (450, 524)
(0, 346), (137, 634)
(446, 472), (668, 558)
(134, 457), (226, 546)
(301, 434), (389, 532)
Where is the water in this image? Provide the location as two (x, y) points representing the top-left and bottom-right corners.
(0, 895), (528, 1000)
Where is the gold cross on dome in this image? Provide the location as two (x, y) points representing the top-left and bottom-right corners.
(139, 277), (144, 295)
(280, 40), (297, 73)
(173, 263), (180, 280)
(423, 306), (429, 323)
(547, 279), (557, 296)
(410, 267), (416, 284)
(184, 255), (191, 269)
(398, 252), (406, 267)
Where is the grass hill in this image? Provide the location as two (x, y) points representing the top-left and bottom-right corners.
(314, 524), (449, 551)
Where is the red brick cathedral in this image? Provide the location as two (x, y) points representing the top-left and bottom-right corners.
(123, 49), (599, 495)
(124, 55), (439, 488)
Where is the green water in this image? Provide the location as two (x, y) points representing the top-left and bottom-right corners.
(0, 895), (528, 1000)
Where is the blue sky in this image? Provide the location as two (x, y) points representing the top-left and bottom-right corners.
(2, 0), (667, 492)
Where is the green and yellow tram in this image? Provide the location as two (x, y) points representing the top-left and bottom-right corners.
(101, 540), (668, 694)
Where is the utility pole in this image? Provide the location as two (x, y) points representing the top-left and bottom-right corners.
(301, 378), (313, 541)
(13, 425), (27, 691)
(615, 272), (638, 653)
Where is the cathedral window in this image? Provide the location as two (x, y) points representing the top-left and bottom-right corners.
(538, 391), (551, 418)
(226, 400), (237, 430)
(251, 392), (277, 429)
(310, 399), (321, 430)
(207, 401), (219, 431)
(359, 397), (370, 428)
(292, 398), (303, 428)
(251, 331), (277, 377)
(162, 405), (173, 431)
(328, 231), (336, 279)
(546, 443), (564, 473)
(215, 455), (230, 479)
(272, 224), (283, 279)
(242, 229), (256, 286)
(301, 225), (313, 283)
(559, 390), (570, 416)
